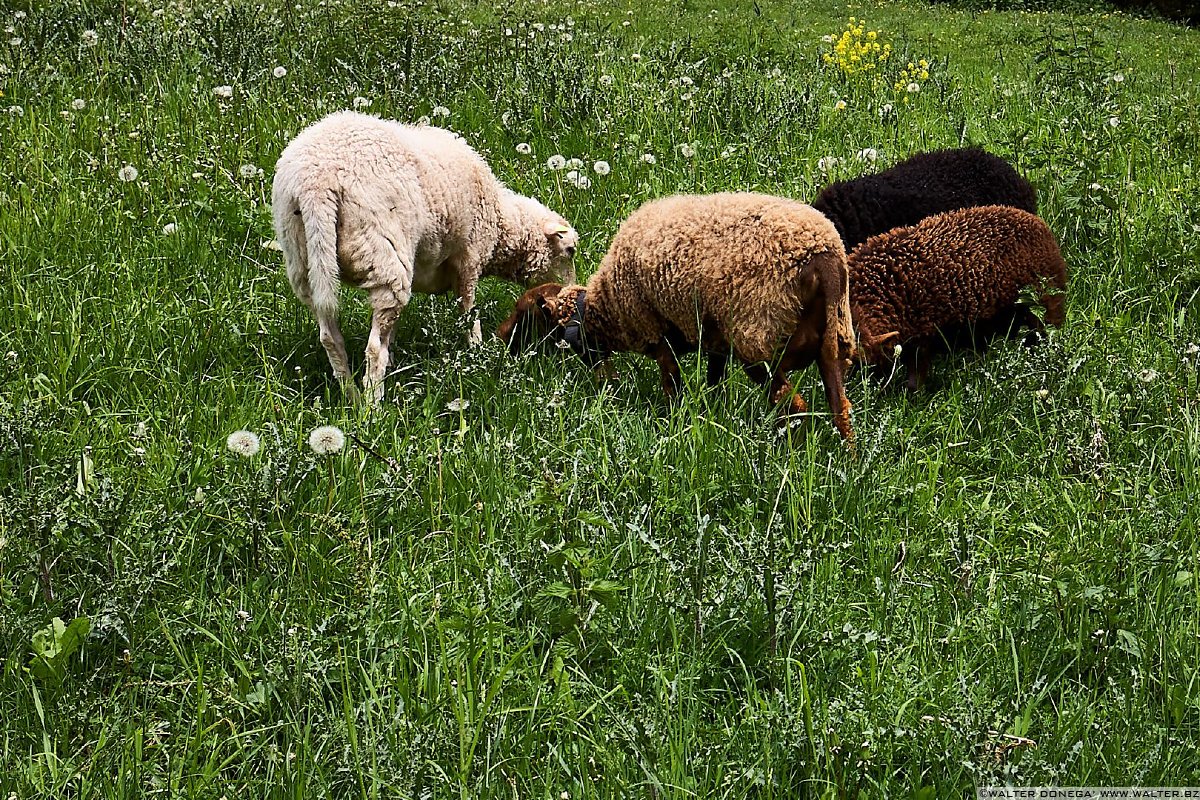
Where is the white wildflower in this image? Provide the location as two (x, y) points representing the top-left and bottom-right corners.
(906, 82), (920, 93)
(81, 29), (99, 46)
(547, 154), (566, 170)
(445, 398), (471, 412)
(162, 222), (177, 235)
(273, 66), (288, 79)
(7, 105), (23, 117)
(117, 165), (139, 182)
(893, 343), (903, 357)
(71, 98), (86, 111)
(352, 96), (371, 109)
(226, 430), (260, 457)
(1138, 368), (1157, 383)
(817, 156), (839, 172)
(640, 153), (656, 165)
(1111, 73), (1124, 83)
(308, 425), (346, 455)
(239, 163), (260, 179)
(1036, 388), (1050, 399)
(593, 160), (610, 176)
(1108, 116), (1119, 128)
(416, 115), (431, 126)
(856, 148), (878, 163)
(678, 143), (695, 158)
(516, 142), (532, 155)
(213, 85), (233, 99)
(432, 105), (450, 117)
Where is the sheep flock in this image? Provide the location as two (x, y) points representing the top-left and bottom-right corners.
(274, 115), (1067, 443)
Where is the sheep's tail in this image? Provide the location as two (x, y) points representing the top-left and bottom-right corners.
(275, 177), (341, 320)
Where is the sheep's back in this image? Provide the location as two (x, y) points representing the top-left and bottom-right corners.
(274, 111), (501, 261)
(594, 192), (844, 361)
(813, 147), (1037, 250)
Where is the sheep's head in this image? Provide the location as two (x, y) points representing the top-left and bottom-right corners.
(535, 219), (579, 285)
(857, 328), (902, 365)
(496, 192), (578, 287)
(496, 283), (565, 355)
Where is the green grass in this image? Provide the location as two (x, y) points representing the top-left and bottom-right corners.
(2, 0), (1199, 796)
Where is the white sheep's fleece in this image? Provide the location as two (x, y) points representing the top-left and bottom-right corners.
(272, 110), (577, 401)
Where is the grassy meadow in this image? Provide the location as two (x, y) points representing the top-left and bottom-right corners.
(2, 0), (1200, 796)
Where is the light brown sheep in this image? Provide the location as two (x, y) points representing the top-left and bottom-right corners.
(849, 204), (1067, 390)
(497, 192), (856, 441)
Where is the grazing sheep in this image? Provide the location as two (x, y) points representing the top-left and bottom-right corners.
(272, 110), (578, 401)
(496, 192), (856, 441)
(812, 147), (1038, 251)
(849, 204), (1067, 391)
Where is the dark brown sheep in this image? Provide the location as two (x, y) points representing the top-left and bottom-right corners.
(849, 205), (1067, 390)
(497, 192), (856, 442)
(812, 147), (1038, 252)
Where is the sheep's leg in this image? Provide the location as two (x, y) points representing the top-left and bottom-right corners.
(705, 350), (730, 387)
(816, 351), (854, 443)
(457, 277), (482, 346)
(650, 342), (682, 400)
(363, 302), (400, 405)
(316, 311), (357, 398)
(744, 362), (807, 416)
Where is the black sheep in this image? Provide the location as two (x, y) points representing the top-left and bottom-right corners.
(812, 147), (1038, 251)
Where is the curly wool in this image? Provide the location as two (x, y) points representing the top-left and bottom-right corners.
(812, 147), (1038, 251)
(849, 204), (1067, 375)
(576, 192), (852, 364)
(272, 111), (577, 400)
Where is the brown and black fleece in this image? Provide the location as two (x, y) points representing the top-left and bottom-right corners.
(497, 192), (857, 441)
(812, 147), (1038, 251)
(850, 204), (1067, 390)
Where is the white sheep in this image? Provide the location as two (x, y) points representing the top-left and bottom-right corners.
(272, 110), (578, 401)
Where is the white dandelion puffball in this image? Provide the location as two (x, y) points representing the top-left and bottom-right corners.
(834, 99), (847, 111)
(678, 143), (695, 158)
(445, 398), (470, 412)
(817, 156), (839, 172)
(1138, 369), (1158, 383)
(162, 222), (177, 235)
(239, 164), (259, 178)
(565, 157), (584, 170)
(416, 115), (431, 126)
(71, 98), (86, 111)
(273, 66), (288, 78)
(547, 154), (566, 170)
(352, 96), (371, 109)
(81, 29), (99, 46)
(880, 103), (894, 115)
(516, 142), (532, 155)
(821, 34), (835, 43)
(1111, 73), (1124, 83)
(906, 82), (920, 93)
(599, 74), (614, 87)
(308, 425), (346, 455)
(1108, 116), (1120, 128)
(8, 104), (23, 117)
(856, 148), (878, 162)
(213, 85), (233, 99)
(432, 105), (450, 117)
(226, 430), (260, 457)
(593, 160), (610, 176)
(640, 153), (656, 165)
(565, 169), (581, 185)
(117, 165), (139, 182)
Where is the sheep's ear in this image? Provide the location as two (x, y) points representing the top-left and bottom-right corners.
(544, 221), (571, 238)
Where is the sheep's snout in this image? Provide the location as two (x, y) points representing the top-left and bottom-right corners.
(496, 283), (563, 354)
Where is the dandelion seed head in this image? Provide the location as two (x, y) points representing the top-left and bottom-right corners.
(640, 152), (656, 165)
(7, 105), (23, 116)
(446, 398), (470, 412)
(226, 430), (260, 457)
(239, 163), (260, 178)
(308, 425), (346, 455)
(432, 105), (451, 117)
(817, 156), (839, 172)
(599, 74), (614, 86)
(678, 143), (695, 158)
(81, 29), (99, 46)
(834, 99), (847, 111)
(213, 85), (233, 99)
(352, 96), (371, 109)
(856, 147), (878, 162)
(516, 142), (532, 154)
(1138, 368), (1157, 383)
(906, 82), (920, 93)
(1108, 116), (1119, 127)
(565, 157), (584, 170)
(273, 66), (288, 78)
(162, 222), (177, 235)
(117, 164), (139, 182)
(593, 160), (610, 175)
(547, 154), (566, 170)
(71, 98), (86, 110)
